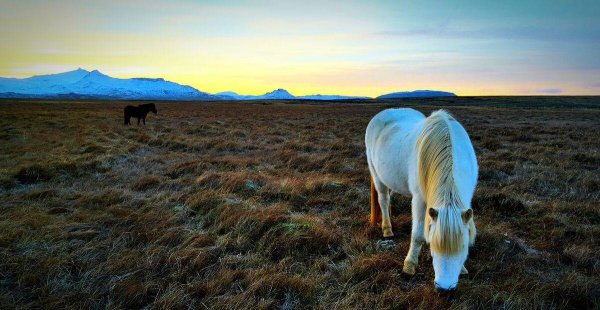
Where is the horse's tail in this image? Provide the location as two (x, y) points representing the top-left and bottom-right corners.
(370, 176), (381, 226)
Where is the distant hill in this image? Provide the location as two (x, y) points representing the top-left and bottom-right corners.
(377, 90), (456, 99)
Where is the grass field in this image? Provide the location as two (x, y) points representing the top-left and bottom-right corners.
(1, 98), (599, 309)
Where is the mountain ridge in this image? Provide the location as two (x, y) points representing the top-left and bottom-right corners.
(0, 69), (456, 100)
(377, 90), (456, 99)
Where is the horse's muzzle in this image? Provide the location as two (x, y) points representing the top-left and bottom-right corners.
(434, 282), (456, 294)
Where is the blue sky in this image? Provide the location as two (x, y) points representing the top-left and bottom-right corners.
(1, 0), (599, 95)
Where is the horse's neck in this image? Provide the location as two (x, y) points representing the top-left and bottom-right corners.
(447, 122), (477, 205)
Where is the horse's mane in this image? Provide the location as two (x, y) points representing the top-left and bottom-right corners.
(418, 110), (476, 255)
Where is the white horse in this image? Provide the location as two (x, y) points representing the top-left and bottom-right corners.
(365, 108), (477, 292)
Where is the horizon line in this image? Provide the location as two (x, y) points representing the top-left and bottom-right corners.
(2, 67), (597, 97)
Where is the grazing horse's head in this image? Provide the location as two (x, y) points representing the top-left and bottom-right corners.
(416, 110), (477, 292)
(426, 206), (476, 292)
(149, 103), (157, 114)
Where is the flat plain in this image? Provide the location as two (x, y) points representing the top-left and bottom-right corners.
(1, 97), (599, 309)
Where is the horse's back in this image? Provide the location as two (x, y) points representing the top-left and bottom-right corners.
(369, 108), (425, 125)
(366, 108), (426, 194)
(366, 108), (425, 150)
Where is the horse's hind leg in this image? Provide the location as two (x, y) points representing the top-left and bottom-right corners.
(370, 177), (381, 226)
(403, 195), (426, 275)
(137, 118), (140, 125)
(373, 177), (393, 238)
(143, 117), (146, 125)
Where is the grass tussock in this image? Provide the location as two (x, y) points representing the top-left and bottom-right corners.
(133, 175), (161, 190)
(0, 98), (599, 309)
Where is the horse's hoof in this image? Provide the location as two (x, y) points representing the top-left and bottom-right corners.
(403, 261), (417, 275)
(461, 266), (468, 275)
(382, 228), (394, 238)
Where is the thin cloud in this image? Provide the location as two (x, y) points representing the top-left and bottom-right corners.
(35, 48), (77, 55)
(10, 65), (80, 75)
(32, 46), (141, 57)
(536, 88), (562, 94)
(7, 65), (155, 78)
(584, 82), (600, 89)
(374, 26), (600, 43)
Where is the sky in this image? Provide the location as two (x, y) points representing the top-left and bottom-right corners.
(1, 0), (599, 96)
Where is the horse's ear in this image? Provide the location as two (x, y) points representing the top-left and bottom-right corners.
(462, 209), (473, 223)
(428, 208), (438, 220)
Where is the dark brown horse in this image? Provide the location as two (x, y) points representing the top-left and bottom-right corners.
(124, 103), (157, 125)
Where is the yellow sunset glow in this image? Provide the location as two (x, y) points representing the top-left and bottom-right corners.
(1, 0), (599, 96)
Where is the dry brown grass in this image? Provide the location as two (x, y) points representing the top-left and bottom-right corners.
(0, 98), (599, 309)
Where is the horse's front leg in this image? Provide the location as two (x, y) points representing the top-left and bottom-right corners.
(403, 195), (426, 275)
(137, 117), (140, 125)
(143, 117), (146, 125)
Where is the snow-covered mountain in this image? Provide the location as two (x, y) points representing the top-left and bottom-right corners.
(214, 91), (244, 100)
(215, 89), (294, 100)
(261, 88), (295, 100)
(0, 68), (457, 101)
(297, 94), (370, 100)
(377, 90), (456, 99)
(214, 89), (367, 101)
(0, 68), (215, 100)
(0, 68), (89, 95)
